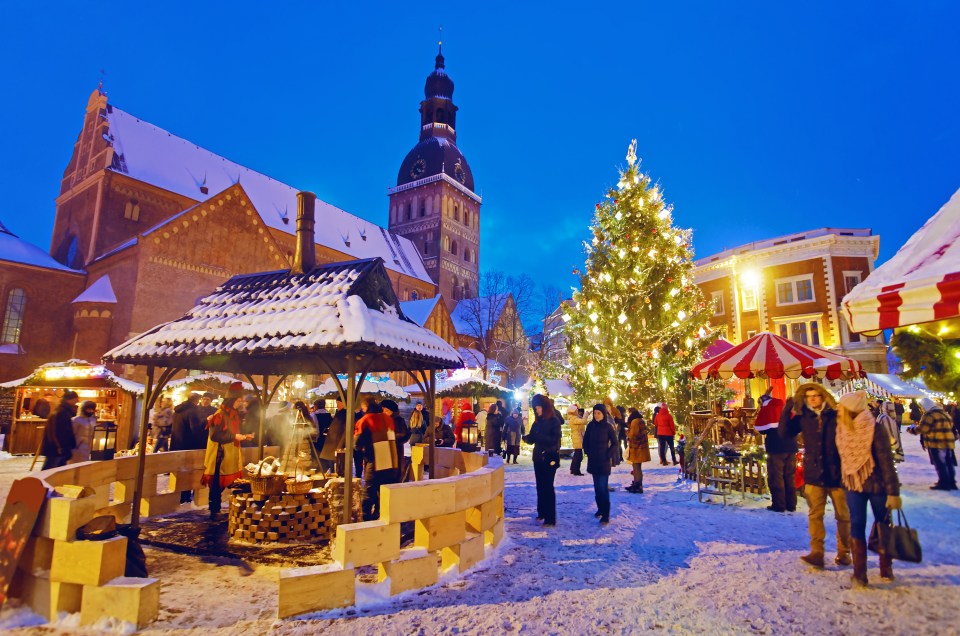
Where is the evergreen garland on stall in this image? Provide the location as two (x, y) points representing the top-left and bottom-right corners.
(564, 140), (713, 410)
(890, 327), (960, 395)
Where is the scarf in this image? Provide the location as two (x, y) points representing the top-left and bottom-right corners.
(835, 409), (876, 492)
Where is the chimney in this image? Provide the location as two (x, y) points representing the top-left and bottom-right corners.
(292, 191), (317, 274)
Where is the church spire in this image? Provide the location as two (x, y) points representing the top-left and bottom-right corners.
(436, 26), (445, 69)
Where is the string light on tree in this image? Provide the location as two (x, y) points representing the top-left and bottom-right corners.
(564, 139), (713, 407)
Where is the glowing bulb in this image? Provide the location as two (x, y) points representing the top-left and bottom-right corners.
(592, 326), (599, 335)
(562, 313), (571, 323)
(678, 310), (687, 321)
(618, 313), (627, 324)
(610, 389), (618, 402)
(664, 303), (671, 311)
(648, 249), (657, 258)
(686, 338), (693, 348)
(670, 288), (679, 297)
(652, 350), (660, 359)
(674, 235), (682, 245)
(615, 211), (623, 221)
(658, 208), (669, 220)
(618, 249), (626, 259)
(590, 312), (599, 323)
(587, 362), (595, 375)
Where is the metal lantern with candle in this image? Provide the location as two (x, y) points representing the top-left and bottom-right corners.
(90, 421), (118, 461)
(459, 419), (479, 453)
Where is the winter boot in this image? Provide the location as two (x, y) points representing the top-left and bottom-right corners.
(879, 550), (894, 582)
(835, 522), (852, 567)
(800, 550), (825, 569)
(851, 538), (868, 586)
(637, 475), (644, 494)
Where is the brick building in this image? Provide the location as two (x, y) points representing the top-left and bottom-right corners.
(0, 72), (454, 382)
(388, 45), (481, 308)
(692, 227), (888, 373)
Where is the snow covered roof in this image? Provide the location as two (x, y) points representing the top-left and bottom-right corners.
(0, 223), (83, 273)
(164, 373), (255, 392)
(102, 257), (462, 375)
(0, 359), (144, 393)
(72, 275), (117, 304)
(400, 296), (441, 326)
(309, 376), (409, 399)
(102, 104), (433, 284)
(842, 186), (960, 332)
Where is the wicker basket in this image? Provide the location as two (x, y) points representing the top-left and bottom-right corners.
(285, 460), (312, 495)
(250, 461), (285, 497)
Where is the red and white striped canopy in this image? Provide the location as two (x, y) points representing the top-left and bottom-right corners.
(690, 332), (865, 381)
(842, 187), (960, 333)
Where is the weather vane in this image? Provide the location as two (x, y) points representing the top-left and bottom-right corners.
(438, 25), (443, 53)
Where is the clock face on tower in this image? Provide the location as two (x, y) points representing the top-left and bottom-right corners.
(410, 157), (426, 179)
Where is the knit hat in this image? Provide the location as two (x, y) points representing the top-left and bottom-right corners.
(592, 403), (608, 417)
(838, 390), (868, 414)
(62, 390), (79, 401)
(380, 399), (399, 414)
(566, 404), (579, 415)
(919, 397), (939, 412)
(226, 381), (244, 401)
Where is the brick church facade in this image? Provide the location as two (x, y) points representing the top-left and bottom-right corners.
(0, 52), (476, 383)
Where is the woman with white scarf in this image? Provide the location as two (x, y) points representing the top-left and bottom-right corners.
(835, 391), (902, 586)
(876, 400), (904, 462)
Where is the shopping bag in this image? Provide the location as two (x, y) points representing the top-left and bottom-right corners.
(885, 509), (922, 563)
(867, 520), (884, 554)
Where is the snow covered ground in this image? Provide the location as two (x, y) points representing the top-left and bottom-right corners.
(2, 433), (958, 635)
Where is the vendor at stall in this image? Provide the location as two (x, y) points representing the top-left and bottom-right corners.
(202, 382), (254, 519)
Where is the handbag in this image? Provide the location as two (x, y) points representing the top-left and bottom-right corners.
(867, 520), (882, 554)
(885, 509), (923, 563)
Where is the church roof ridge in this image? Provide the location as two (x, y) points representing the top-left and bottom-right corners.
(101, 102), (434, 285)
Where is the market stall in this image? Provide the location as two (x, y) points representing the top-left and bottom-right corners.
(0, 360), (143, 455)
(687, 331), (865, 499)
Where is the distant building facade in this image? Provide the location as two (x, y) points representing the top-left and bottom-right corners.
(692, 227), (888, 373)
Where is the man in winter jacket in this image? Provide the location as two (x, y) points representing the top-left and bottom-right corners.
(779, 383), (851, 568)
(354, 398), (398, 520)
(567, 404), (587, 476)
(912, 397), (957, 490)
(654, 404), (678, 465)
(756, 392), (797, 512)
(380, 399), (410, 482)
(41, 391), (79, 469)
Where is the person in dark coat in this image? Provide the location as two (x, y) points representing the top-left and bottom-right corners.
(583, 404), (619, 523)
(502, 408), (524, 464)
(484, 403), (504, 456)
(319, 400), (347, 473)
(835, 391), (902, 586)
(380, 399), (409, 482)
(170, 393), (203, 451)
(523, 394), (562, 526)
(756, 392), (797, 512)
(41, 391), (79, 469)
(779, 382), (851, 569)
(432, 417), (456, 448)
(354, 398), (398, 520)
(408, 401), (429, 446)
(313, 399), (334, 473)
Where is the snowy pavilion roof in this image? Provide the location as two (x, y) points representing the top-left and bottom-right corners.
(102, 258), (463, 375)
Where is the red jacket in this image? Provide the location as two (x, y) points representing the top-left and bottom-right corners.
(654, 406), (676, 437)
(455, 410), (475, 444)
(754, 397), (784, 432)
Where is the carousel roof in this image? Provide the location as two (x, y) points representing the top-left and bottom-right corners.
(102, 258), (463, 375)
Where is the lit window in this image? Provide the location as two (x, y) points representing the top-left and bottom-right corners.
(775, 275), (816, 306)
(464, 210), (471, 227)
(741, 288), (757, 311)
(1, 288), (26, 344)
(124, 200), (140, 221)
(778, 319), (821, 346)
(711, 290), (724, 316)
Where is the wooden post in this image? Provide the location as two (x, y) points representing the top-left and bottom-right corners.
(130, 366), (154, 530)
(426, 369), (437, 480)
(259, 375), (269, 462)
(343, 359), (356, 525)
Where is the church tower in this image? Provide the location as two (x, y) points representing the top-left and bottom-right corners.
(388, 44), (481, 308)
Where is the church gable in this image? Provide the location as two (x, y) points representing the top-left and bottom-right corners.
(128, 183), (288, 335)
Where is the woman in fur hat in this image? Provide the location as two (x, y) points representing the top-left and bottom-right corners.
(202, 382), (253, 519)
(835, 390), (901, 586)
(523, 394), (562, 526)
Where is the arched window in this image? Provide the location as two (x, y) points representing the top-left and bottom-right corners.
(442, 236), (450, 252)
(454, 205), (460, 222)
(463, 248), (471, 263)
(411, 291), (419, 301)
(436, 109), (445, 123)
(405, 203), (412, 221)
(452, 276), (461, 301)
(420, 202), (426, 217)
(464, 210), (471, 227)
(451, 240), (459, 256)
(124, 200), (140, 221)
(1, 288), (26, 344)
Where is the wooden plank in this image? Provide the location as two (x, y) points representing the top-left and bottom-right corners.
(377, 548), (439, 595)
(49, 536), (127, 586)
(380, 479), (456, 523)
(278, 564), (354, 618)
(332, 520), (400, 568)
(80, 577), (159, 629)
(414, 510), (466, 552)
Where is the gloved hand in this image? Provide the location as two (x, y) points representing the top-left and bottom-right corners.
(885, 495), (902, 510)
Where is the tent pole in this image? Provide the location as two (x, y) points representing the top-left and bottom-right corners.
(259, 375), (269, 462)
(131, 365), (155, 531)
(426, 369), (436, 480)
(343, 358), (356, 525)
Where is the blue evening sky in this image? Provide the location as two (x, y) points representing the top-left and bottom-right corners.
(1, 2), (958, 296)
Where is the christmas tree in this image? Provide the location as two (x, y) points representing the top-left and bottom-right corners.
(564, 140), (713, 408)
